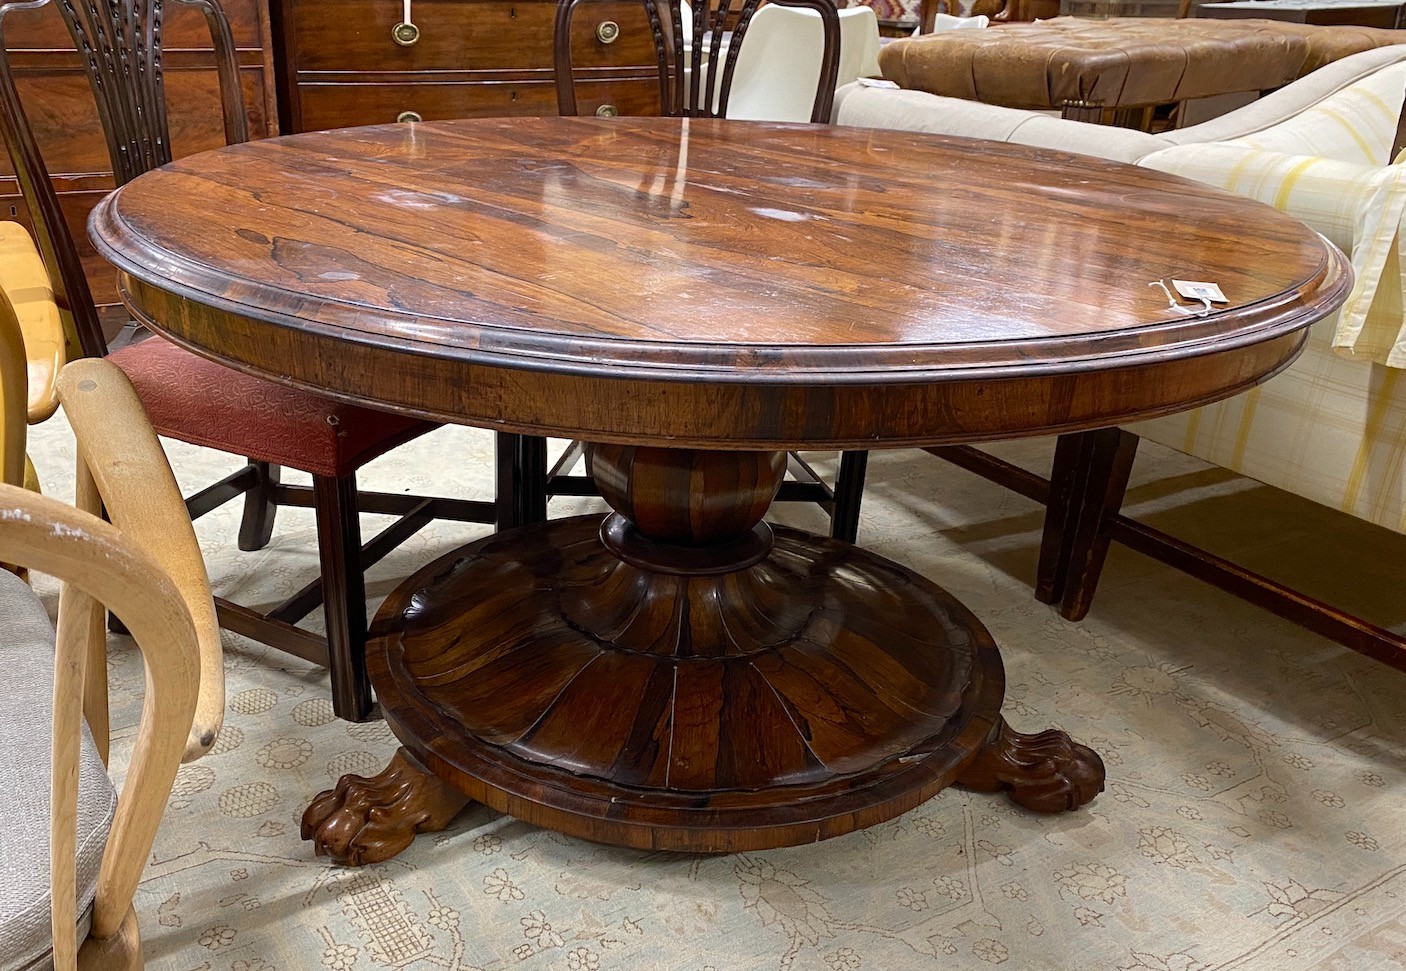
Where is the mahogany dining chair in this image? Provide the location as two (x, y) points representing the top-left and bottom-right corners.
(0, 0), (506, 725)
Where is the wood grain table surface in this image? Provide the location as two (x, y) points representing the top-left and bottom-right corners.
(89, 116), (1351, 858)
(90, 116), (1350, 449)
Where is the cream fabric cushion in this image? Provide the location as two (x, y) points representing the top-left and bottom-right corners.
(831, 83), (1166, 163)
(0, 570), (117, 971)
(1126, 144), (1406, 530)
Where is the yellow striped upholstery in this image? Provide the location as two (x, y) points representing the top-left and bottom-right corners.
(1228, 61), (1406, 166)
(1134, 139), (1406, 531)
(1131, 319), (1406, 533)
(1139, 145), (1406, 367)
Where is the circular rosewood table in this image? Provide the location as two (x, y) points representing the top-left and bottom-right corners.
(90, 116), (1349, 862)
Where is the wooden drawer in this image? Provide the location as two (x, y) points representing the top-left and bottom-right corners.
(287, 0), (657, 73)
(1, 0), (268, 51)
(296, 76), (658, 128)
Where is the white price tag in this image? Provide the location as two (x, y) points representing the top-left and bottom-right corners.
(857, 78), (901, 89)
(1172, 280), (1227, 304)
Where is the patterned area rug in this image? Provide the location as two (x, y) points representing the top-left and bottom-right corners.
(26, 417), (1406, 971)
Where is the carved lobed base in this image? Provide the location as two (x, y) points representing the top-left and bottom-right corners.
(298, 514), (1105, 861)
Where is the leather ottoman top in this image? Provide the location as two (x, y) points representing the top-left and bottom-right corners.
(879, 17), (1312, 109)
(1264, 21), (1406, 74)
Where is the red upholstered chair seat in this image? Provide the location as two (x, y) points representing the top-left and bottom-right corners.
(108, 337), (434, 479)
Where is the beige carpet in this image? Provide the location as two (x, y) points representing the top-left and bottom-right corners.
(26, 416), (1406, 971)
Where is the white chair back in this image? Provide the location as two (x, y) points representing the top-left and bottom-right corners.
(697, 5), (882, 122)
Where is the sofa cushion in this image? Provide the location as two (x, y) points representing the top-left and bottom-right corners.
(1142, 144), (1406, 368)
(833, 82), (1167, 164)
(109, 336), (437, 479)
(0, 570), (116, 971)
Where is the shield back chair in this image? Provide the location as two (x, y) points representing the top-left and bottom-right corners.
(0, 0), (507, 724)
(680, 2), (881, 123)
(548, 0), (872, 542)
(0, 294), (220, 967)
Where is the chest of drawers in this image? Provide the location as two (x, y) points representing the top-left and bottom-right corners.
(271, 0), (662, 132)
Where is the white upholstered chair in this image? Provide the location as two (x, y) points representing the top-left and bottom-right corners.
(0, 228), (221, 968)
(682, 3), (883, 122)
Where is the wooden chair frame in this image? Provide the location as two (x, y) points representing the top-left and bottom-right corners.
(0, 0), (504, 722)
(555, 0), (842, 123)
(0, 213), (221, 761)
(929, 432), (1406, 673)
(0, 354), (223, 969)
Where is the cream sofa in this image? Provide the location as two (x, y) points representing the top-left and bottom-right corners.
(836, 46), (1406, 539)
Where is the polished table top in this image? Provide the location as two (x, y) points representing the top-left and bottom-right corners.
(90, 116), (1350, 447)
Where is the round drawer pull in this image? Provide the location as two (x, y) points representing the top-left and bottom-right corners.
(595, 104), (619, 118)
(397, 110), (423, 123)
(596, 20), (620, 43)
(392, 21), (421, 45)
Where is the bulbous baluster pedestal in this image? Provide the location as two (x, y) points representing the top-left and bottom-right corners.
(302, 445), (1104, 862)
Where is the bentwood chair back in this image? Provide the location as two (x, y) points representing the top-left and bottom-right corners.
(0, 0), (502, 725)
(0, 221), (65, 492)
(555, 0), (843, 122)
(0, 355), (215, 970)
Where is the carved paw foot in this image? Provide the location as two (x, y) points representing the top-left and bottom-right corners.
(302, 748), (471, 865)
(956, 717), (1104, 812)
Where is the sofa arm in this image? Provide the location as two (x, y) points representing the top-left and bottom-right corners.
(1164, 47), (1406, 166)
(1143, 142), (1405, 367)
(832, 81), (1164, 164)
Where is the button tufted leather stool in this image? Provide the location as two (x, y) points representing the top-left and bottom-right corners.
(878, 17), (1320, 121)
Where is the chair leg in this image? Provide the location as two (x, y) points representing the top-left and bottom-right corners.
(1054, 428), (1139, 623)
(829, 450), (869, 544)
(238, 461), (281, 552)
(1035, 432), (1092, 606)
(495, 432), (549, 530)
(313, 473), (373, 722)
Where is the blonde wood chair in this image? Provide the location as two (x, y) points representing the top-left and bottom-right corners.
(0, 221), (65, 492)
(0, 242), (221, 966)
(0, 221), (223, 762)
(0, 360), (219, 970)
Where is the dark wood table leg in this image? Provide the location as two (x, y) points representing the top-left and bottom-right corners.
(309, 445), (1104, 861)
